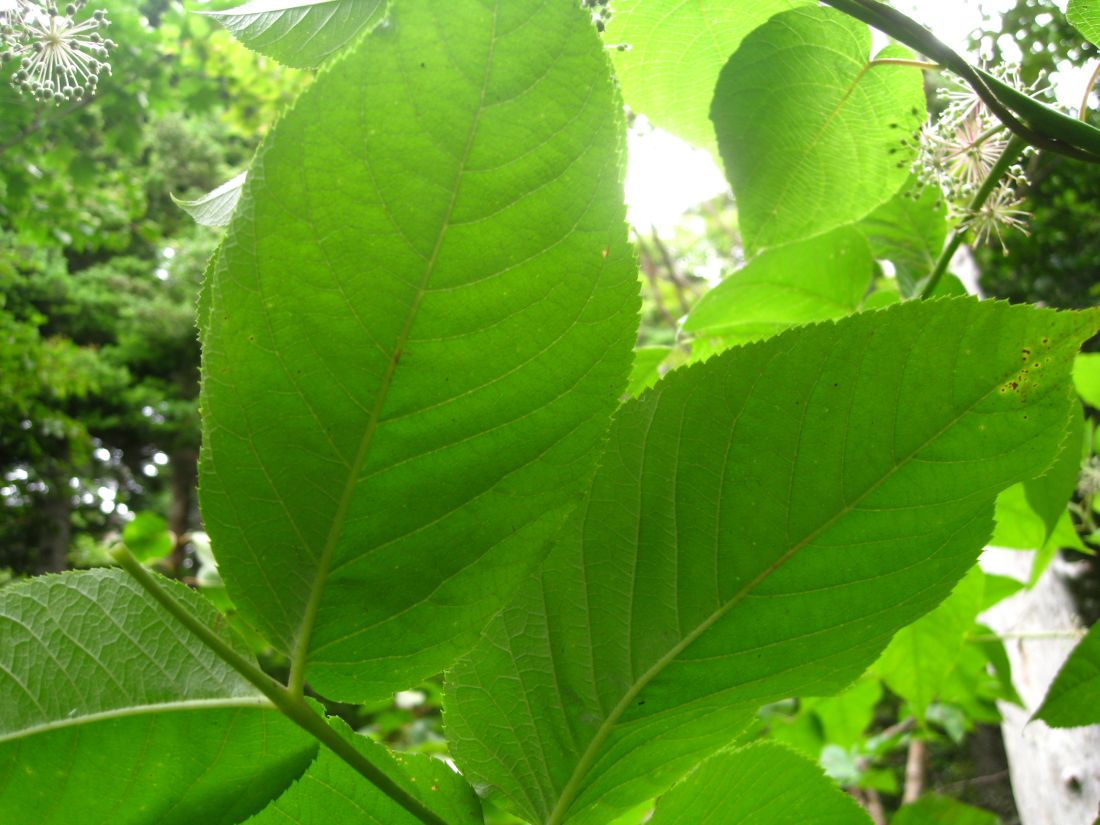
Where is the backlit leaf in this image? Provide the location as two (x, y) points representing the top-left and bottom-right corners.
(200, 0), (638, 702)
(205, 0), (387, 68)
(173, 172), (246, 228)
(648, 743), (871, 825)
(711, 7), (925, 251)
(446, 299), (1097, 825)
(604, 0), (810, 152)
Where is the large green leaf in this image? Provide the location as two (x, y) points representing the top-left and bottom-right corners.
(711, 7), (925, 251)
(206, 0), (387, 68)
(648, 743), (871, 825)
(446, 299), (1098, 825)
(245, 716), (481, 824)
(603, 0), (810, 152)
(683, 226), (873, 347)
(1035, 620), (1100, 728)
(1068, 1), (1100, 50)
(872, 566), (985, 720)
(200, 0), (638, 702)
(0, 569), (315, 825)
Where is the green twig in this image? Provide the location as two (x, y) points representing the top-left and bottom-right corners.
(919, 134), (1026, 299)
(1080, 61), (1100, 122)
(111, 545), (447, 825)
(821, 0), (1100, 162)
(968, 630), (1087, 643)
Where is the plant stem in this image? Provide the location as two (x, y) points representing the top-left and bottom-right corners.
(902, 739), (927, 803)
(919, 134), (1026, 299)
(1080, 61), (1100, 122)
(868, 57), (940, 71)
(111, 545), (447, 825)
(968, 630), (1086, 643)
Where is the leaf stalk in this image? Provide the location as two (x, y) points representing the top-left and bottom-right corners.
(110, 545), (447, 825)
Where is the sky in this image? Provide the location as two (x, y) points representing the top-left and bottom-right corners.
(625, 0), (1088, 233)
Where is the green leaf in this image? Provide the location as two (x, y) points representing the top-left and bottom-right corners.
(604, 0), (811, 152)
(200, 0), (639, 702)
(122, 510), (174, 562)
(1074, 352), (1100, 407)
(711, 8), (925, 251)
(648, 743), (871, 825)
(1069, 0), (1100, 47)
(1024, 401), (1085, 541)
(683, 227), (873, 346)
(1035, 621), (1100, 728)
(245, 716), (482, 824)
(892, 794), (1000, 825)
(626, 346), (672, 398)
(205, 0), (387, 68)
(0, 569), (315, 825)
(446, 299), (1098, 825)
(872, 567), (985, 720)
(173, 172), (246, 228)
(857, 181), (948, 297)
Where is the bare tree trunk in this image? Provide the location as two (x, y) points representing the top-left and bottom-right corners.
(980, 548), (1100, 825)
(166, 446), (197, 570)
(38, 476), (71, 573)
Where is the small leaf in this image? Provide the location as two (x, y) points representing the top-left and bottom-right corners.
(205, 0), (387, 68)
(0, 569), (315, 825)
(711, 7), (925, 251)
(173, 172), (246, 228)
(626, 346), (672, 398)
(648, 743), (871, 825)
(244, 716), (482, 824)
(1073, 352), (1100, 407)
(892, 794), (1000, 825)
(121, 511), (174, 562)
(1035, 621), (1100, 728)
(873, 566), (985, 720)
(1069, 0), (1100, 47)
(857, 180), (948, 297)
(446, 299), (1099, 825)
(683, 226), (873, 347)
(604, 0), (811, 152)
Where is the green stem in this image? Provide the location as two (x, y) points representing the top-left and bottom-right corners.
(1080, 61), (1100, 122)
(111, 545), (447, 825)
(919, 134), (1026, 299)
(821, 0), (1099, 162)
(868, 57), (940, 71)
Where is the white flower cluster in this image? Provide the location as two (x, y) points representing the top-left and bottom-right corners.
(913, 66), (1042, 251)
(0, 0), (114, 104)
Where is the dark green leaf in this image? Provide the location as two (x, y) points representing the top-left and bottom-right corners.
(200, 0), (639, 702)
(0, 569), (315, 825)
(1035, 620), (1100, 728)
(711, 8), (925, 250)
(446, 299), (1098, 825)
(245, 716), (482, 824)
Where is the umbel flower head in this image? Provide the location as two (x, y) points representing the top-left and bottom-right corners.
(0, 0), (114, 104)
(911, 64), (1042, 251)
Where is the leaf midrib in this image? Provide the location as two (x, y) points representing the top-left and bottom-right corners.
(286, 6), (500, 693)
(544, 320), (1065, 825)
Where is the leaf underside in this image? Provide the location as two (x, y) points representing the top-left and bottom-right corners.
(445, 299), (1098, 825)
(0, 569), (315, 824)
(200, 0), (639, 702)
